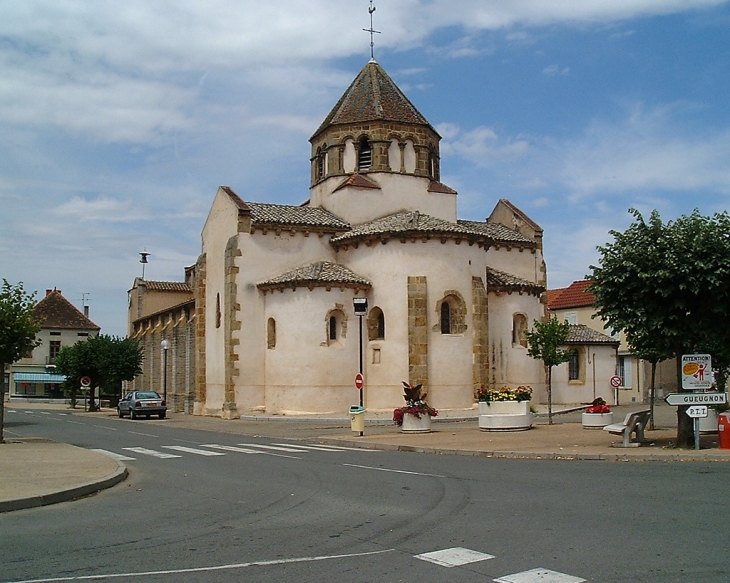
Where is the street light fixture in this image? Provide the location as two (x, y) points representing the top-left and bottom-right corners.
(161, 339), (170, 404)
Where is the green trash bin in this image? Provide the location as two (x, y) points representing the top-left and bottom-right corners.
(349, 405), (366, 433)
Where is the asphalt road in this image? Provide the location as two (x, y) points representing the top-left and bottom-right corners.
(1, 410), (729, 583)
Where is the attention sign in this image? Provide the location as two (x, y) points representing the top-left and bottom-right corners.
(681, 354), (713, 390)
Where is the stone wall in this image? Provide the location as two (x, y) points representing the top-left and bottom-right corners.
(407, 275), (429, 389)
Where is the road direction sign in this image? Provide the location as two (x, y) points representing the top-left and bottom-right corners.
(355, 373), (364, 390)
(687, 405), (708, 418)
(609, 375), (622, 389)
(681, 354), (713, 390)
(664, 392), (727, 406)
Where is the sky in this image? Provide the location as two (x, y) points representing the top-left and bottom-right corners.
(2, 0), (729, 337)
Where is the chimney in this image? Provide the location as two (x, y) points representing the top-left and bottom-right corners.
(46, 289), (52, 297)
(84, 306), (90, 318)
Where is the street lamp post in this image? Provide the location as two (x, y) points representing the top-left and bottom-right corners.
(161, 339), (170, 404)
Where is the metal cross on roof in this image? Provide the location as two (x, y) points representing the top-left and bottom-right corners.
(363, 0), (381, 61)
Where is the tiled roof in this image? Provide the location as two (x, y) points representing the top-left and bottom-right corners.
(333, 173), (382, 192)
(564, 324), (619, 345)
(427, 181), (458, 195)
(33, 290), (100, 331)
(457, 220), (536, 245)
(247, 202), (350, 231)
(486, 267), (545, 295)
(143, 281), (192, 293)
(312, 60), (435, 139)
(330, 210), (504, 246)
(548, 280), (595, 310)
(257, 261), (371, 291)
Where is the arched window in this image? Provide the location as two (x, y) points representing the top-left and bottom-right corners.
(215, 294), (221, 329)
(437, 291), (467, 335)
(315, 147), (324, 181)
(267, 318), (276, 349)
(512, 313), (528, 348)
(440, 302), (451, 335)
(329, 315), (338, 340)
(358, 136), (371, 171)
(367, 307), (385, 340)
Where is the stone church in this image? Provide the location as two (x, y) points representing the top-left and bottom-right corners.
(128, 59), (548, 417)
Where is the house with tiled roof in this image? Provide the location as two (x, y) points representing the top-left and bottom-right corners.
(9, 289), (100, 399)
(131, 59), (554, 417)
(547, 280), (665, 404)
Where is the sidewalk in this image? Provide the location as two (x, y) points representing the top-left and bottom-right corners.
(1, 401), (728, 513)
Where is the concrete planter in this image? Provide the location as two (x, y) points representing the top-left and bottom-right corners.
(582, 411), (614, 429)
(479, 400), (533, 431)
(699, 408), (720, 434)
(401, 412), (432, 433)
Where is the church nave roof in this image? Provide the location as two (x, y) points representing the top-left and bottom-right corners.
(486, 267), (545, 296)
(457, 220), (535, 246)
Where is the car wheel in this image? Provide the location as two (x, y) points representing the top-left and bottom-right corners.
(159, 411), (166, 419)
(130, 409), (137, 420)
(117, 408), (123, 418)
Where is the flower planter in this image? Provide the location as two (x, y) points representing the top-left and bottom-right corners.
(401, 412), (432, 433)
(699, 408), (719, 434)
(479, 400), (532, 431)
(582, 411), (614, 429)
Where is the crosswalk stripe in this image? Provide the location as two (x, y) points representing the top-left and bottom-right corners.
(238, 443), (309, 453)
(200, 444), (263, 454)
(271, 443), (353, 452)
(162, 445), (226, 456)
(91, 448), (136, 461)
(123, 447), (182, 459)
(273, 443), (374, 452)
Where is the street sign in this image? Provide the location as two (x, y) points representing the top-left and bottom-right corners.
(687, 405), (708, 418)
(80, 376), (91, 387)
(609, 375), (622, 389)
(664, 392), (727, 406)
(681, 354), (713, 390)
(355, 373), (364, 390)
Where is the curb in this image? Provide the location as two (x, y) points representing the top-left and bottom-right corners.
(0, 460), (128, 513)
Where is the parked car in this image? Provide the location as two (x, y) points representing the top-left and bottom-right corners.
(118, 391), (167, 419)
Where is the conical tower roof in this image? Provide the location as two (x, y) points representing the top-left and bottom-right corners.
(311, 60), (438, 140)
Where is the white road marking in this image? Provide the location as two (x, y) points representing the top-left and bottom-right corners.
(123, 447), (181, 459)
(162, 445), (226, 456)
(3, 548), (395, 582)
(415, 547), (494, 567)
(127, 431), (158, 438)
(24, 411), (33, 414)
(58, 413), (68, 416)
(92, 425), (117, 431)
(90, 449), (136, 461)
(201, 444), (263, 454)
(66, 421), (83, 425)
(39, 412), (50, 415)
(494, 568), (586, 583)
(342, 463), (445, 478)
(238, 443), (310, 453)
(298, 443), (376, 452)
(272, 443), (352, 452)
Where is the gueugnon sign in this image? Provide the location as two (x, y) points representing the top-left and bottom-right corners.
(664, 392), (728, 406)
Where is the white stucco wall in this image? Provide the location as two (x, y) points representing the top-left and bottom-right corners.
(551, 344), (617, 405)
(310, 173), (457, 225)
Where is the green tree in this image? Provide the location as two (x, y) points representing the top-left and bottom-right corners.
(0, 280), (42, 442)
(525, 318), (572, 425)
(55, 335), (143, 411)
(589, 209), (730, 447)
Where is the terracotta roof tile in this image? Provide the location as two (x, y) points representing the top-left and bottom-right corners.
(333, 173), (381, 192)
(564, 324), (619, 345)
(427, 181), (458, 195)
(312, 60), (435, 139)
(486, 267), (544, 295)
(247, 202), (350, 230)
(457, 220), (535, 245)
(143, 281), (192, 293)
(33, 290), (100, 331)
(547, 280), (595, 310)
(257, 261), (371, 291)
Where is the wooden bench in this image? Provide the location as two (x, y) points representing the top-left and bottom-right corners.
(603, 409), (651, 447)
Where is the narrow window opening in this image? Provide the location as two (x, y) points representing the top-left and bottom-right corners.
(367, 307), (385, 340)
(440, 301), (451, 335)
(568, 350), (580, 380)
(215, 294), (221, 329)
(329, 315), (338, 340)
(358, 137), (371, 171)
(267, 318), (276, 349)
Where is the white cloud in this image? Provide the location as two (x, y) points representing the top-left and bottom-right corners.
(55, 196), (149, 223)
(542, 64), (570, 76)
(438, 124), (531, 165)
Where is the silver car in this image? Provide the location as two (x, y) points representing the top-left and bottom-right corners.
(118, 391), (167, 420)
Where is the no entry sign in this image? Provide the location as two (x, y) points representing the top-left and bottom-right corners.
(355, 373), (364, 390)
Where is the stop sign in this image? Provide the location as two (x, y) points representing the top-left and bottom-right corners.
(355, 373), (364, 390)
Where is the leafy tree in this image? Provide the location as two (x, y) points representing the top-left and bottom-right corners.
(55, 335), (143, 411)
(589, 209), (730, 447)
(0, 280), (42, 442)
(525, 318), (572, 425)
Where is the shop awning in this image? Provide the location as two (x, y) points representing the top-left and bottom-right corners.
(13, 373), (67, 384)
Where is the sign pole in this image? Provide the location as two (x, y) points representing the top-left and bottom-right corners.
(353, 297), (368, 438)
(694, 417), (700, 451)
(358, 315), (363, 410)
